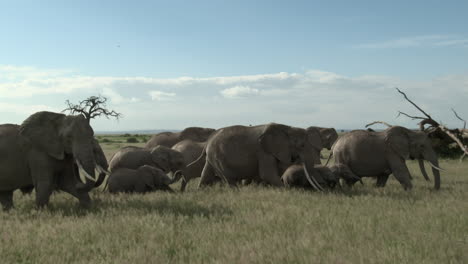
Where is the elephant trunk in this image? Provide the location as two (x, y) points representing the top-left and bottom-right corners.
(417, 159), (431, 181)
(75, 158), (97, 192)
(73, 143), (97, 192)
(163, 170), (183, 185)
(94, 165), (110, 188)
(423, 151), (441, 190)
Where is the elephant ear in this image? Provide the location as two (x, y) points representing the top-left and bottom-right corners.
(320, 128), (338, 149)
(150, 146), (171, 172)
(385, 126), (410, 160)
(259, 123), (291, 164)
(19, 111), (65, 160)
(306, 127), (323, 151)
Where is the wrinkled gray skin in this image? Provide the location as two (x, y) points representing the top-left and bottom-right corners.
(0, 112), (100, 210)
(332, 126), (441, 190)
(108, 165), (182, 193)
(145, 127), (216, 148)
(195, 123), (335, 189)
(109, 145), (185, 175)
(281, 163), (359, 189)
(172, 139), (220, 191)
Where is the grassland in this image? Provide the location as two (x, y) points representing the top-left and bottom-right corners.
(0, 135), (467, 263)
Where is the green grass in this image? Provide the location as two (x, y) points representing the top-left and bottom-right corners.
(0, 135), (467, 263)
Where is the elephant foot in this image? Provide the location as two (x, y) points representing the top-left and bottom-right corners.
(0, 190), (14, 211)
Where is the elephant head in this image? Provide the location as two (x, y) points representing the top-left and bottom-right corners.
(385, 126), (441, 189)
(137, 165), (182, 190)
(319, 127), (338, 150)
(19, 111), (98, 191)
(149, 145), (186, 174)
(259, 123), (326, 190)
(180, 127), (216, 142)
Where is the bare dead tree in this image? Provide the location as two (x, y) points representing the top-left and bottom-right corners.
(63, 95), (122, 123)
(395, 88), (468, 160)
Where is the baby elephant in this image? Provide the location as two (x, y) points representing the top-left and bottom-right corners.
(282, 164), (360, 190)
(108, 165), (182, 194)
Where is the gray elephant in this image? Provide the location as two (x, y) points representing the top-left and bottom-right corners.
(109, 145), (185, 175)
(145, 127), (215, 148)
(281, 163), (359, 190)
(332, 126), (442, 190)
(172, 139), (214, 191)
(108, 165), (182, 193)
(194, 123), (335, 190)
(0, 111), (106, 210)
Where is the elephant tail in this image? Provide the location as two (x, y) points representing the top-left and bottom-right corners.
(186, 145), (207, 170)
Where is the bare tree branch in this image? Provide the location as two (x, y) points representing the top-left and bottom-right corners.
(365, 121), (393, 128)
(62, 95), (122, 123)
(452, 108), (466, 130)
(396, 87), (433, 120)
(396, 88), (467, 160)
(396, 111), (427, 120)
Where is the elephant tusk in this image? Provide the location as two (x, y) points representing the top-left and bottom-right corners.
(76, 159), (97, 182)
(427, 161), (445, 172)
(96, 165), (110, 175)
(302, 163), (324, 192)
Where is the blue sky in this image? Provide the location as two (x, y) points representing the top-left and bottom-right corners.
(0, 0), (467, 130)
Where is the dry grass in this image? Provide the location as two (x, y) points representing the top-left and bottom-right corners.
(0, 136), (467, 263)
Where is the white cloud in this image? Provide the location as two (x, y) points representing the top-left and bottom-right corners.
(0, 64), (467, 130)
(356, 35), (468, 49)
(221, 86), (260, 98)
(149, 90), (176, 101)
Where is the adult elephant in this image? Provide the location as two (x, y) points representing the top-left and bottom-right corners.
(145, 127), (215, 148)
(109, 145), (185, 175)
(0, 111), (104, 210)
(195, 123), (334, 190)
(108, 165), (182, 194)
(332, 126), (442, 190)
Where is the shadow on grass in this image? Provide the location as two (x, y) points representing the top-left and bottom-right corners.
(36, 196), (234, 219)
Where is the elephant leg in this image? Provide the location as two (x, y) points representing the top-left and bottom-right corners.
(57, 166), (92, 208)
(20, 185), (35, 195)
(0, 190), (14, 211)
(198, 162), (218, 188)
(376, 174), (390, 187)
(258, 154), (283, 187)
(387, 156), (413, 190)
(35, 179), (54, 208)
(180, 178), (188, 192)
(58, 183), (91, 208)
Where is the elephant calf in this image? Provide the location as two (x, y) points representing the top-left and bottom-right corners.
(108, 165), (182, 194)
(281, 163), (359, 190)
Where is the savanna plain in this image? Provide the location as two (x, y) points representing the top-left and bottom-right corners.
(0, 134), (467, 264)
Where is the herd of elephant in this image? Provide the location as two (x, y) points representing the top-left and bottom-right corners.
(0, 111), (443, 211)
